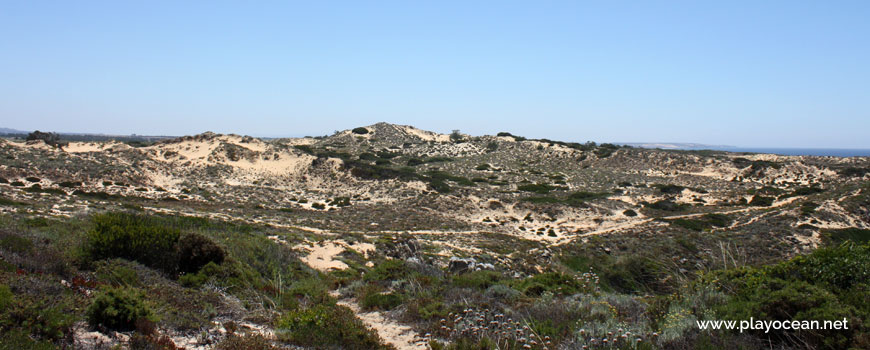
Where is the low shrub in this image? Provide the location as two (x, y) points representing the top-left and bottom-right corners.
(276, 304), (388, 349)
(365, 259), (410, 282)
(515, 272), (585, 296)
(176, 232), (225, 274)
(655, 184), (685, 194)
(86, 213), (180, 272)
(86, 287), (153, 331)
(452, 270), (504, 290)
(351, 127), (369, 135)
(669, 214), (732, 231)
(822, 228), (870, 245)
(647, 199), (688, 212)
(361, 292), (403, 311)
(705, 242), (870, 349)
(748, 195), (774, 206)
(214, 334), (280, 350)
(517, 183), (557, 194)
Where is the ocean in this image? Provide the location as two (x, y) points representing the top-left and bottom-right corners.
(694, 147), (870, 157)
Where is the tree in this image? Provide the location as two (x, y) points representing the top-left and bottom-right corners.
(26, 130), (68, 149)
(450, 129), (463, 142)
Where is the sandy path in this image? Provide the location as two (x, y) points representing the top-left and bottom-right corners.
(336, 298), (427, 350)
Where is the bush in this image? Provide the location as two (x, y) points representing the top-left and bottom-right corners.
(452, 270), (503, 290)
(26, 130), (67, 148)
(361, 292), (403, 311)
(176, 232), (225, 274)
(0, 330), (56, 350)
(517, 183), (557, 194)
(276, 304), (387, 349)
(655, 184), (685, 194)
(0, 285), (12, 312)
(365, 259), (409, 282)
(838, 167), (869, 178)
(352, 127), (370, 135)
(214, 334), (280, 350)
(86, 287), (153, 331)
(515, 272), (585, 296)
(749, 195), (774, 206)
(623, 209), (638, 217)
(483, 284), (521, 301)
(669, 214), (731, 231)
(86, 213), (180, 272)
(707, 243), (870, 349)
(822, 228), (870, 245)
(647, 199), (688, 211)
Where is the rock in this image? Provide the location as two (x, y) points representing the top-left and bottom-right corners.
(448, 257), (476, 273)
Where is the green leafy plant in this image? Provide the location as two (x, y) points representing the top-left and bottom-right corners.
(86, 287), (153, 331)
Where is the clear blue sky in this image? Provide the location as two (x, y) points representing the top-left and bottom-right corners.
(1, 1), (868, 148)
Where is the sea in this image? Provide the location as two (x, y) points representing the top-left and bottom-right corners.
(691, 147), (870, 157)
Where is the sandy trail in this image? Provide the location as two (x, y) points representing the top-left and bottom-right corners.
(336, 298), (427, 350)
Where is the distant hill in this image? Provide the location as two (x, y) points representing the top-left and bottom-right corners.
(0, 127), (28, 134)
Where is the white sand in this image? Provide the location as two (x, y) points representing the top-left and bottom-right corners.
(336, 299), (427, 350)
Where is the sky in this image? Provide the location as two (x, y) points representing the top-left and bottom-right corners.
(1, 1), (869, 148)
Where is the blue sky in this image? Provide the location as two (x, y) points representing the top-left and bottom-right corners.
(1, 1), (868, 148)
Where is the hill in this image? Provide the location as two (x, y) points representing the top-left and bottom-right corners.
(1, 123), (868, 349)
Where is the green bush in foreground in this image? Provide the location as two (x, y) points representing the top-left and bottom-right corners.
(86, 287), (153, 331)
(705, 242), (870, 349)
(87, 213), (181, 272)
(276, 304), (390, 349)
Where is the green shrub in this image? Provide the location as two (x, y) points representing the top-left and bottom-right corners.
(517, 183), (557, 194)
(330, 197), (351, 207)
(276, 304), (387, 349)
(669, 214), (731, 231)
(0, 233), (33, 254)
(623, 209), (638, 217)
(86, 287), (153, 331)
(655, 184), (685, 194)
(483, 284), (521, 301)
(214, 334), (280, 350)
(0, 330), (56, 350)
(86, 213), (181, 272)
(0, 285), (12, 311)
(516, 272), (584, 296)
(647, 199), (688, 211)
(176, 232), (225, 274)
(361, 292), (403, 311)
(822, 228), (870, 245)
(452, 270), (503, 290)
(748, 195), (774, 206)
(365, 259), (409, 282)
(707, 243), (870, 349)
(837, 167), (869, 177)
(352, 127), (369, 135)
(800, 201), (820, 216)
(359, 152), (379, 161)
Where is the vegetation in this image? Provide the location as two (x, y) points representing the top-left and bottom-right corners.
(352, 127), (370, 135)
(2, 124), (868, 349)
(86, 287), (154, 331)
